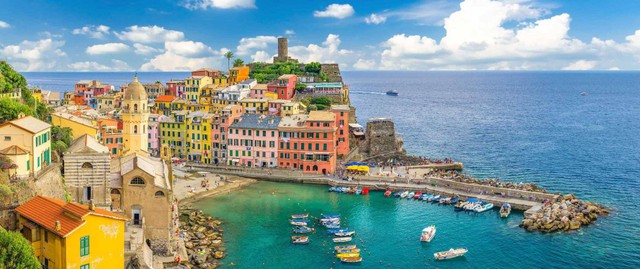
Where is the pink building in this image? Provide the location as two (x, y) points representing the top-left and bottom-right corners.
(267, 100), (288, 116)
(248, 84), (269, 99)
(166, 80), (185, 97)
(267, 74), (297, 100)
(211, 105), (244, 165)
(227, 114), (281, 167)
(148, 114), (168, 157)
(330, 105), (350, 156)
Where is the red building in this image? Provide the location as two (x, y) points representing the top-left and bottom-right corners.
(277, 111), (337, 174)
(192, 68), (221, 78)
(267, 74), (297, 100)
(330, 105), (350, 156)
(166, 80), (185, 97)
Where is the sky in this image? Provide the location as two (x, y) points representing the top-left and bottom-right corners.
(1, 0), (640, 71)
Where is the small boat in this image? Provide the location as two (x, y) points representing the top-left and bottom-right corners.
(333, 237), (352, 243)
(433, 248), (468, 260)
(450, 198), (459, 204)
(340, 257), (363, 263)
(291, 213), (309, 219)
(414, 192), (422, 199)
(320, 217), (340, 223)
(439, 197), (450, 204)
(321, 214), (341, 219)
(355, 188), (362, 195)
(328, 187), (338, 192)
(336, 248), (360, 254)
(334, 231), (355, 237)
(362, 188), (370, 195)
(500, 203), (512, 218)
(580, 92), (588, 96)
(407, 192), (415, 199)
(291, 236), (309, 244)
(325, 224), (341, 229)
(432, 195), (442, 203)
(386, 90), (399, 96)
(335, 245), (357, 251)
(420, 225), (436, 242)
(392, 191), (403, 197)
(328, 228), (349, 234)
(293, 226), (315, 234)
(454, 201), (468, 211)
(400, 191), (409, 198)
(336, 252), (360, 258)
(422, 194), (434, 201)
(384, 190), (392, 197)
(290, 219), (310, 226)
(474, 202), (494, 213)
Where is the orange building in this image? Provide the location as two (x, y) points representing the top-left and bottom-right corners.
(277, 111), (337, 174)
(330, 105), (350, 156)
(228, 66), (249, 85)
(98, 118), (122, 156)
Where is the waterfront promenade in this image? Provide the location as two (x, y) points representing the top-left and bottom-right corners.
(182, 163), (554, 212)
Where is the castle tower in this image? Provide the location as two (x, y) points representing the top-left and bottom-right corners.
(121, 75), (149, 155)
(278, 37), (288, 59)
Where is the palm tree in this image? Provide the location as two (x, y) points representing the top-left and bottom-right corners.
(233, 58), (244, 67)
(224, 51), (234, 71)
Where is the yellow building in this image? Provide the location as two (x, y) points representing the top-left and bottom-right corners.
(121, 76), (149, 155)
(160, 110), (188, 158)
(0, 89), (22, 100)
(50, 112), (99, 140)
(0, 116), (51, 178)
(184, 76), (213, 103)
(185, 111), (212, 163)
(229, 66), (249, 85)
(238, 98), (269, 114)
(281, 102), (307, 117)
(16, 196), (126, 269)
(95, 94), (119, 111)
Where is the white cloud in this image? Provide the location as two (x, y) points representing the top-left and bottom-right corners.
(289, 34), (353, 64)
(140, 40), (222, 71)
(251, 51), (272, 62)
(236, 35), (277, 55)
(353, 59), (376, 70)
(285, 30), (295, 35)
(365, 14), (387, 24)
(0, 39), (66, 71)
(68, 59), (132, 72)
(86, 43), (129, 55)
(0, 21), (10, 28)
(72, 25), (110, 39)
(382, 34), (439, 58)
(181, 0), (255, 10)
(314, 4), (355, 19)
(115, 25), (184, 43)
(562, 60), (596, 70)
(133, 43), (162, 55)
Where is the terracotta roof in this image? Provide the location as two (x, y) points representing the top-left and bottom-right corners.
(307, 111), (335, 122)
(0, 116), (51, 134)
(155, 95), (176, 102)
(0, 145), (29, 155)
(16, 196), (126, 238)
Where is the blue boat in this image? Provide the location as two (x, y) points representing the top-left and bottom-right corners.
(392, 191), (403, 197)
(328, 187), (338, 192)
(431, 195), (442, 202)
(386, 90), (399, 96)
(450, 198), (459, 204)
(422, 194), (434, 201)
(325, 224), (341, 229)
(322, 214), (341, 219)
(356, 188), (362, 195)
(328, 228), (349, 234)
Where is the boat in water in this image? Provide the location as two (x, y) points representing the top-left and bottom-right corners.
(454, 201), (468, 211)
(291, 236), (309, 244)
(336, 252), (360, 258)
(384, 189), (392, 197)
(324, 223), (341, 229)
(290, 219), (310, 226)
(414, 191), (422, 199)
(333, 237), (353, 243)
(340, 257), (363, 263)
(334, 231), (355, 237)
(434, 248), (468, 260)
(321, 214), (341, 219)
(386, 90), (399, 96)
(500, 203), (512, 217)
(407, 192), (415, 199)
(400, 191), (409, 198)
(422, 194), (434, 201)
(581, 92), (588, 96)
(335, 245), (357, 251)
(328, 228), (349, 234)
(420, 225), (436, 242)
(335, 248), (360, 254)
(473, 202), (494, 213)
(291, 213), (309, 219)
(293, 226), (315, 234)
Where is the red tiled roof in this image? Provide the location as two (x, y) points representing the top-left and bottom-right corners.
(15, 196), (126, 238)
(155, 95), (176, 102)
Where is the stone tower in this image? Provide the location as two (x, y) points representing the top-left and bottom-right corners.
(278, 37), (288, 59)
(121, 75), (149, 155)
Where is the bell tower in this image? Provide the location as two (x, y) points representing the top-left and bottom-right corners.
(121, 75), (149, 155)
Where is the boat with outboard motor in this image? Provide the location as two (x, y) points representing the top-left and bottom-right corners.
(500, 203), (512, 217)
(420, 225), (436, 242)
(434, 248), (468, 260)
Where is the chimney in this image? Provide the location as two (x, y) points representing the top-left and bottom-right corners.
(88, 200), (95, 211)
(55, 221), (61, 231)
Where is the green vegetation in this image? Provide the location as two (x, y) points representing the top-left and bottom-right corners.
(0, 61), (51, 124)
(0, 61), (27, 94)
(295, 83), (307, 92)
(233, 58), (245, 67)
(224, 51), (234, 71)
(310, 96), (332, 110)
(0, 227), (40, 269)
(51, 126), (72, 159)
(249, 62), (329, 83)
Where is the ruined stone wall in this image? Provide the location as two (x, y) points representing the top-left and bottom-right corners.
(364, 120), (404, 157)
(320, 64), (343, 82)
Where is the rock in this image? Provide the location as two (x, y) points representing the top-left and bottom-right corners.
(569, 221), (581, 230)
(214, 251), (224, 259)
(185, 242), (194, 249)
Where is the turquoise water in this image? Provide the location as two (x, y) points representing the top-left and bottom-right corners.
(194, 181), (616, 268)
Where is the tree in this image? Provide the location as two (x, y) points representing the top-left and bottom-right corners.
(308, 104), (318, 111)
(0, 98), (33, 123)
(0, 227), (40, 269)
(304, 62), (321, 74)
(0, 61), (27, 93)
(295, 83), (307, 93)
(233, 58), (245, 67)
(310, 96), (332, 107)
(224, 51), (234, 71)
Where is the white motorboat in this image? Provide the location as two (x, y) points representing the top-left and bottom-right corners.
(420, 225), (436, 242)
(434, 248), (468, 260)
(473, 202), (494, 213)
(333, 237), (353, 243)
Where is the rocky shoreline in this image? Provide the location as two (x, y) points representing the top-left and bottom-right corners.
(179, 209), (226, 268)
(520, 194), (609, 232)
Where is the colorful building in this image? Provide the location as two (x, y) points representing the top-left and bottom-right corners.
(267, 74), (297, 100)
(228, 66), (249, 85)
(192, 68), (221, 78)
(50, 112), (99, 140)
(0, 116), (52, 178)
(228, 114), (281, 167)
(160, 110), (188, 158)
(281, 102), (307, 117)
(248, 83), (269, 99)
(185, 111), (212, 163)
(16, 196), (126, 269)
(211, 105), (244, 164)
(166, 80), (185, 97)
(154, 95), (176, 116)
(184, 76), (213, 103)
(330, 105), (351, 156)
(277, 111), (337, 174)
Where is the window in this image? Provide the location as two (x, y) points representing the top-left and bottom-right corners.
(324, 133), (327, 138)
(134, 125), (138, 134)
(4, 136), (11, 141)
(81, 264), (90, 269)
(44, 231), (48, 243)
(130, 177), (145, 185)
(155, 191), (165, 197)
(80, 236), (90, 256)
(323, 144), (327, 150)
(81, 162), (93, 169)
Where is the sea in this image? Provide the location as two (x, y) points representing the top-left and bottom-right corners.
(23, 71), (640, 268)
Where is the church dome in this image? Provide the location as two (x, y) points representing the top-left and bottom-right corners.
(124, 76), (148, 101)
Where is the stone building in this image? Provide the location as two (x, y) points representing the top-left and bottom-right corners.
(273, 37), (298, 63)
(363, 118), (405, 157)
(121, 76), (150, 155)
(63, 134), (111, 207)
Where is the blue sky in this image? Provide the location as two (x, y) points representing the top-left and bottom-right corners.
(1, 0), (640, 71)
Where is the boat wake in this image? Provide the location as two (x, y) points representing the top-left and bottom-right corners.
(350, 90), (386, 95)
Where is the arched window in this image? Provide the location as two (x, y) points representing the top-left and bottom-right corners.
(111, 189), (121, 195)
(134, 104), (138, 112)
(130, 177), (145, 185)
(313, 165), (318, 171)
(134, 125), (138, 134)
(155, 191), (165, 197)
(81, 162), (93, 169)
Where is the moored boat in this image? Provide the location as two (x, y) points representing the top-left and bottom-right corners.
(500, 203), (512, 217)
(392, 191), (403, 197)
(321, 214), (341, 219)
(293, 226), (315, 234)
(336, 252), (360, 258)
(422, 194), (434, 201)
(384, 189), (392, 197)
(432, 195), (442, 203)
(407, 192), (415, 199)
(473, 202), (494, 213)
(290, 219), (310, 226)
(420, 225), (436, 242)
(335, 248), (360, 254)
(291, 236), (309, 244)
(439, 197), (450, 204)
(414, 191), (422, 199)
(433, 248), (468, 260)
(340, 257), (363, 263)
(328, 228), (349, 234)
(335, 245), (357, 251)
(386, 90), (399, 96)
(333, 237), (353, 243)
(334, 231), (355, 237)
(328, 186), (338, 192)
(400, 191), (409, 198)
(291, 213), (309, 219)
(454, 201), (468, 211)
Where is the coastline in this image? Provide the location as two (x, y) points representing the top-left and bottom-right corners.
(178, 176), (257, 207)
